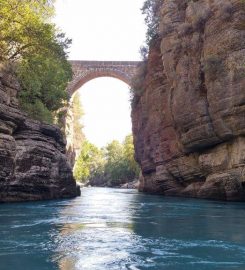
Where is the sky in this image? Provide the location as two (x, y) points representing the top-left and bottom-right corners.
(54, 0), (146, 147)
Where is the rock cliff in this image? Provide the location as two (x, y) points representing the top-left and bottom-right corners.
(132, 0), (245, 201)
(0, 69), (79, 202)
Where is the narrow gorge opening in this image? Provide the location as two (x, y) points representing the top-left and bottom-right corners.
(66, 76), (139, 187)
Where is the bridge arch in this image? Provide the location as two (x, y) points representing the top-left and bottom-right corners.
(67, 60), (141, 96)
(65, 60), (141, 166)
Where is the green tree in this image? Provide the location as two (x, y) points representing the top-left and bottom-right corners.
(72, 92), (85, 152)
(73, 141), (105, 183)
(122, 135), (140, 179)
(73, 135), (140, 186)
(0, 0), (72, 123)
(141, 0), (163, 45)
(103, 136), (140, 186)
(131, 0), (163, 106)
(104, 140), (126, 185)
(0, 0), (54, 62)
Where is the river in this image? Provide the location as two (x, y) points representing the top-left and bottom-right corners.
(0, 187), (245, 270)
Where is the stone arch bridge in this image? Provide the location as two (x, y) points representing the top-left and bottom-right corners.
(65, 60), (141, 166)
(67, 60), (141, 96)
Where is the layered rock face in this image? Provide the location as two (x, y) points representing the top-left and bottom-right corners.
(132, 0), (245, 201)
(0, 70), (79, 202)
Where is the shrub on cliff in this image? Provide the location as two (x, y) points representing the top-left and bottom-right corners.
(0, 0), (72, 123)
(142, 0), (163, 45)
(130, 0), (162, 107)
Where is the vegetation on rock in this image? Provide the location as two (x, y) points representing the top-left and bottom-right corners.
(141, 0), (163, 45)
(0, 0), (72, 123)
(130, 0), (163, 107)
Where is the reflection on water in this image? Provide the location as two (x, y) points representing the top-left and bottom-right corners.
(0, 188), (245, 270)
(55, 188), (137, 270)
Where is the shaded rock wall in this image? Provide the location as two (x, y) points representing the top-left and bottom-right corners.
(132, 0), (245, 201)
(0, 70), (79, 202)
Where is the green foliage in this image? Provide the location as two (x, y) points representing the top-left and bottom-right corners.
(141, 0), (163, 45)
(55, 109), (67, 131)
(73, 135), (140, 186)
(123, 135), (140, 178)
(73, 141), (105, 183)
(72, 93), (85, 150)
(104, 140), (125, 185)
(130, 0), (163, 107)
(0, 0), (55, 62)
(20, 99), (53, 123)
(73, 93), (84, 123)
(0, 0), (72, 123)
(17, 52), (72, 122)
(104, 135), (140, 186)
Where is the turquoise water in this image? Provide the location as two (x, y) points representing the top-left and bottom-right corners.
(0, 188), (245, 270)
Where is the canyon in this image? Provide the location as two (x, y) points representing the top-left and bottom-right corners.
(0, 0), (244, 202)
(132, 0), (245, 201)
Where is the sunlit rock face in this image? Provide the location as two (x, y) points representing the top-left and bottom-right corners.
(132, 0), (245, 201)
(0, 70), (79, 202)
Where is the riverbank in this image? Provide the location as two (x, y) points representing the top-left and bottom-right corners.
(85, 179), (139, 189)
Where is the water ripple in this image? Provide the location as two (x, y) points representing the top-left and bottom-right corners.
(0, 188), (245, 270)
